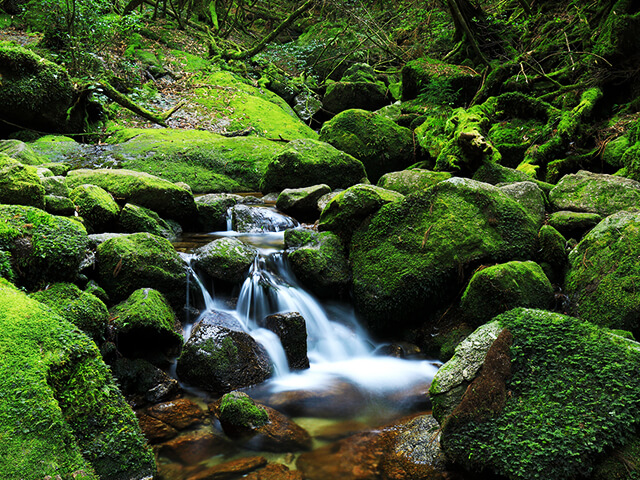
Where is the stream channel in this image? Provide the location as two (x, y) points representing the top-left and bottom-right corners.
(167, 200), (441, 476)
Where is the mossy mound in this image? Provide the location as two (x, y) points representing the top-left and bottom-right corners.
(96, 232), (187, 309)
(284, 229), (351, 298)
(377, 169), (452, 195)
(0, 153), (45, 208)
(319, 109), (414, 183)
(350, 178), (539, 333)
(260, 138), (367, 193)
(547, 210), (602, 240)
(28, 135), (88, 165)
(318, 184), (404, 237)
(218, 391), (269, 433)
(195, 193), (241, 231)
(30, 283), (109, 341)
(0, 139), (47, 165)
(110, 288), (182, 365)
(0, 204), (88, 288)
(433, 308), (640, 480)
(497, 182), (546, 226)
(0, 278), (155, 480)
(537, 225), (568, 282)
(193, 237), (258, 284)
(103, 128), (287, 194)
(322, 63), (389, 115)
(564, 210), (640, 334)
(118, 203), (180, 240)
(66, 168), (197, 226)
(69, 184), (120, 233)
(42, 175), (70, 197)
(276, 184), (331, 222)
(549, 170), (640, 216)
(460, 261), (554, 326)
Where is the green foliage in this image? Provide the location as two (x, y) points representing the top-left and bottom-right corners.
(441, 308), (640, 480)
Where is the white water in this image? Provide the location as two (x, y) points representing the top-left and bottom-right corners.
(182, 207), (438, 406)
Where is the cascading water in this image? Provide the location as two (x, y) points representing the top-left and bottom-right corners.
(180, 204), (439, 415)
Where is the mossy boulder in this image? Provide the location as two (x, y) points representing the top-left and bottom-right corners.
(350, 178), (539, 333)
(460, 261), (554, 326)
(564, 210), (640, 334)
(44, 195), (76, 216)
(284, 229), (351, 298)
(547, 210), (602, 240)
(498, 181), (546, 226)
(260, 138), (367, 193)
(0, 278), (155, 480)
(193, 237), (258, 284)
(0, 154), (45, 208)
(401, 57), (481, 106)
(322, 63), (389, 115)
(195, 193), (241, 231)
(176, 317), (272, 395)
(69, 184), (120, 233)
(319, 109), (414, 183)
(0, 44), (96, 134)
(230, 204), (299, 233)
(549, 170), (640, 216)
(0, 204), (88, 288)
(318, 184), (404, 236)
(110, 288), (182, 366)
(432, 308), (640, 480)
(377, 169), (452, 195)
(30, 283), (109, 341)
(276, 184), (331, 222)
(42, 175), (70, 197)
(0, 139), (47, 165)
(537, 225), (568, 282)
(66, 168), (197, 226)
(28, 135), (89, 166)
(216, 391), (269, 437)
(118, 203), (180, 240)
(96, 232), (187, 309)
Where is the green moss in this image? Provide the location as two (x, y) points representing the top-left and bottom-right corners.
(0, 278), (155, 480)
(537, 225), (567, 282)
(0, 139), (47, 165)
(118, 203), (179, 239)
(219, 391), (269, 430)
(69, 184), (120, 233)
(440, 308), (640, 480)
(0, 204), (88, 289)
(547, 210), (602, 238)
(193, 237), (257, 283)
(30, 283), (109, 341)
(0, 153), (45, 208)
(377, 169), (452, 195)
(29, 136), (87, 165)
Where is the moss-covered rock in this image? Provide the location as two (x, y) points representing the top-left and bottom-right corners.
(217, 391), (269, 435)
(350, 178), (539, 333)
(66, 168), (197, 226)
(29, 135), (88, 166)
(260, 138), (367, 193)
(377, 169), (452, 195)
(30, 283), (109, 341)
(498, 181), (546, 226)
(549, 170), (640, 216)
(42, 175), (70, 197)
(0, 139), (47, 165)
(276, 184), (331, 222)
(432, 308), (640, 480)
(195, 193), (241, 231)
(230, 204), (299, 233)
(0, 44), (96, 134)
(110, 288), (182, 365)
(69, 184), (120, 233)
(547, 210), (602, 240)
(0, 153), (45, 208)
(564, 210), (640, 334)
(537, 224), (568, 282)
(322, 63), (389, 115)
(0, 278), (155, 480)
(0, 204), (88, 288)
(118, 203), (180, 240)
(460, 261), (553, 326)
(44, 194), (76, 216)
(193, 237), (257, 284)
(284, 229), (351, 298)
(319, 109), (414, 183)
(96, 232), (186, 309)
(318, 184), (404, 237)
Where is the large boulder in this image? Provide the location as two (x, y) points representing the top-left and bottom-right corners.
(377, 168), (452, 195)
(69, 184), (120, 233)
(195, 193), (241, 231)
(193, 237), (258, 284)
(319, 109), (414, 183)
(498, 181), (546, 226)
(96, 232), (187, 309)
(176, 316), (272, 395)
(430, 308), (640, 480)
(0, 279), (155, 480)
(0, 154), (45, 208)
(350, 178), (539, 333)
(66, 168), (197, 227)
(549, 170), (640, 216)
(276, 184), (331, 222)
(264, 312), (310, 371)
(117, 203), (180, 240)
(260, 138), (367, 193)
(284, 229), (351, 298)
(230, 204), (298, 233)
(0, 205), (88, 289)
(322, 63), (389, 115)
(564, 210), (640, 333)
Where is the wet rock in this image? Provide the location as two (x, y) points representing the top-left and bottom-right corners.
(136, 411), (178, 444)
(294, 92), (322, 122)
(276, 184), (331, 222)
(314, 419), (369, 442)
(243, 463), (303, 480)
(118, 203), (181, 240)
(195, 193), (241, 231)
(193, 237), (258, 284)
(158, 431), (233, 465)
(260, 138), (367, 193)
(69, 184), (120, 233)
(264, 312), (310, 370)
(231, 204), (299, 233)
(377, 169), (452, 195)
(0, 154), (45, 208)
(537, 224), (568, 282)
(110, 357), (181, 407)
(145, 398), (206, 431)
(176, 321), (272, 395)
(187, 456), (268, 480)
